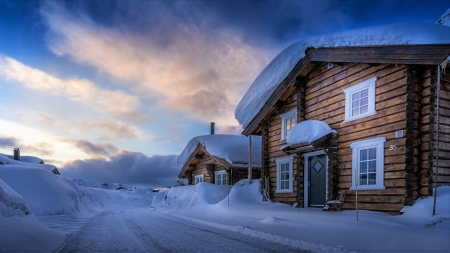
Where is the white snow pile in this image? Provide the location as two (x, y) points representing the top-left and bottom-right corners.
(0, 177), (31, 217)
(400, 186), (450, 228)
(235, 23), (450, 129)
(437, 8), (450, 26)
(284, 120), (337, 148)
(0, 177), (65, 252)
(177, 134), (262, 169)
(0, 153), (57, 173)
(72, 178), (135, 191)
(152, 182), (229, 209)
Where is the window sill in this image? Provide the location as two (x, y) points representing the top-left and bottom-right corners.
(350, 185), (386, 191)
(343, 111), (377, 123)
(275, 189), (293, 194)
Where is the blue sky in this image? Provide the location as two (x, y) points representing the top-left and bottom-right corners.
(0, 0), (448, 187)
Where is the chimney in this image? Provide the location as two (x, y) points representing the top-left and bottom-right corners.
(13, 148), (20, 161)
(210, 122), (215, 135)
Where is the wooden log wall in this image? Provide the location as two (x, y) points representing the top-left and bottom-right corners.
(420, 66), (450, 196)
(266, 62), (417, 213)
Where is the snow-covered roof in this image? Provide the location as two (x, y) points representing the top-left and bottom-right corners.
(177, 134), (262, 170)
(437, 8), (450, 26)
(235, 23), (450, 129)
(0, 154), (56, 173)
(6, 155), (43, 164)
(282, 120), (336, 149)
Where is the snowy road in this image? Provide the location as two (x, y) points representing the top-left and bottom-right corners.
(54, 208), (309, 253)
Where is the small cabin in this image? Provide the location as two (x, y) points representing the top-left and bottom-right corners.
(178, 134), (262, 185)
(235, 23), (450, 214)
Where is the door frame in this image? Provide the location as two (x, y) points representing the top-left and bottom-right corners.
(303, 150), (328, 208)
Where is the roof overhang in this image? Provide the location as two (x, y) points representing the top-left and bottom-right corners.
(242, 44), (450, 136)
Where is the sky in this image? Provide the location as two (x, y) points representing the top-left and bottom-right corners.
(0, 0), (449, 187)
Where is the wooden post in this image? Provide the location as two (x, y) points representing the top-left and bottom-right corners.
(355, 172), (358, 221)
(248, 135), (253, 183)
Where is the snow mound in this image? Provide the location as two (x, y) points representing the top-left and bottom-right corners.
(437, 8), (450, 26)
(218, 179), (265, 205)
(285, 120), (336, 147)
(0, 165), (110, 216)
(177, 134), (261, 169)
(235, 23), (450, 129)
(152, 183), (229, 209)
(0, 177), (31, 217)
(401, 186), (450, 229)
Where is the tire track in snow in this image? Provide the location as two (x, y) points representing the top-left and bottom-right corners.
(121, 210), (172, 253)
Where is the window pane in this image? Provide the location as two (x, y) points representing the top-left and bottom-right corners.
(361, 89), (368, 97)
(361, 97), (368, 106)
(352, 100), (359, 109)
(368, 173), (376, 185)
(352, 108), (359, 116)
(369, 161), (376, 172)
(360, 149), (367, 160)
(352, 92), (360, 100)
(360, 161), (367, 173)
(369, 148), (376, 159)
(360, 105), (368, 113)
(360, 174), (367, 185)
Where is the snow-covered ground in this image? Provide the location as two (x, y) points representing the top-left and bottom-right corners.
(153, 180), (450, 252)
(1, 154), (449, 252)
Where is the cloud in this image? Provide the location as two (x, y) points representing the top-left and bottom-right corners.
(0, 55), (141, 120)
(79, 121), (138, 140)
(216, 125), (244, 135)
(0, 136), (54, 156)
(60, 150), (179, 188)
(68, 139), (118, 156)
(39, 0), (273, 126)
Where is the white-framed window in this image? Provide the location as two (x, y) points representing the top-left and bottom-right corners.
(350, 137), (386, 190)
(276, 156), (294, 193)
(344, 77), (377, 122)
(194, 174), (204, 184)
(214, 170), (228, 185)
(280, 109), (297, 140)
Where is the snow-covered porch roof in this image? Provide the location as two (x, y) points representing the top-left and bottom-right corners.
(235, 23), (450, 136)
(280, 120), (337, 154)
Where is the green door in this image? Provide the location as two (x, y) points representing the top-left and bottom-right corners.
(308, 154), (327, 207)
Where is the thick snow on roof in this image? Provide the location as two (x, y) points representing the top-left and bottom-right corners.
(235, 23), (450, 129)
(177, 134), (262, 169)
(437, 8), (450, 26)
(284, 120), (336, 147)
(0, 154), (55, 172)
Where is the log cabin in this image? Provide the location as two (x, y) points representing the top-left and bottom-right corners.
(235, 23), (450, 214)
(177, 134), (261, 185)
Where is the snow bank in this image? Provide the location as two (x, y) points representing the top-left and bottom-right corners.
(284, 120), (336, 147)
(0, 177), (31, 217)
(400, 186), (450, 229)
(177, 134), (262, 169)
(0, 177), (65, 252)
(152, 183), (229, 209)
(218, 179), (265, 206)
(0, 165), (154, 217)
(235, 23), (450, 129)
